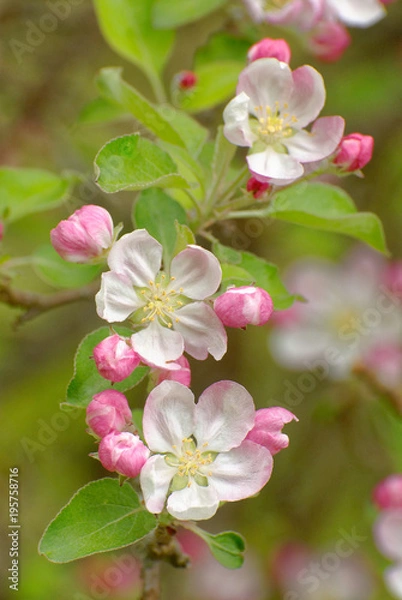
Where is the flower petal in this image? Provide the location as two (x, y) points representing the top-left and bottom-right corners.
(285, 116), (345, 162)
(287, 65), (326, 128)
(194, 381), (256, 452)
(96, 271), (143, 322)
(327, 0), (385, 27)
(107, 229), (163, 287)
(374, 510), (402, 561)
(143, 380), (195, 453)
(208, 440), (273, 501)
(174, 303), (227, 361)
(132, 321), (184, 368)
(246, 407), (298, 455)
(169, 246), (222, 300)
(385, 564), (402, 600)
(247, 147), (304, 182)
(140, 455), (176, 514)
(237, 58), (293, 111)
(223, 92), (256, 147)
(167, 483), (220, 521)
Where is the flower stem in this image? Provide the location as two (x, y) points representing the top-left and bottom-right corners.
(141, 561), (161, 600)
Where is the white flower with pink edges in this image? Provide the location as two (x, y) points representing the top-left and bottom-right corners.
(223, 58), (344, 186)
(95, 229), (227, 369)
(140, 380), (274, 521)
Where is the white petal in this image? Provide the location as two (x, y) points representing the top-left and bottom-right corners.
(169, 246), (222, 300)
(285, 116), (345, 162)
(132, 321), (184, 368)
(237, 58), (293, 111)
(194, 381), (256, 452)
(167, 483), (219, 521)
(385, 564), (402, 599)
(174, 302), (227, 361)
(247, 148), (304, 182)
(140, 455), (176, 514)
(223, 92), (256, 147)
(96, 271), (143, 322)
(107, 229), (162, 287)
(208, 441), (273, 501)
(143, 380), (195, 453)
(287, 65), (326, 129)
(374, 510), (402, 561)
(327, 0), (385, 27)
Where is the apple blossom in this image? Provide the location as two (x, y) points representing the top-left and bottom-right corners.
(95, 229), (227, 368)
(373, 475), (402, 510)
(363, 343), (402, 390)
(140, 380), (273, 521)
(155, 355), (192, 387)
(309, 21), (351, 62)
(223, 58), (344, 185)
(269, 251), (402, 379)
(214, 286), (274, 328)
(243, 0), (324, 31)
(86, 390), (133, 438)
(93, 334), (141, 383)
(98, 431), (150, 478)
(334, 133), (374, 172)
(247, 38), (291, 63)
(50, 204), (114, 263)
(246, 407), (298, 454)
(324, 0), (387, 27)
(383, 261), (402, 299)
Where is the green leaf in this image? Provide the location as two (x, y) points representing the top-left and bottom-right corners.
(94, 135), (188, 193)
(0, 168), (73, 223)
(268, 182), (388, 254)
(208, 125), (237, 196)
(96, 68), (185, 148)
(133, 188), (188, 265)
(192, 529), (246, 569)
(33, 245), (102, 289)
(173, 222), (196, 257)
(77, 97), (129, 126)
(179, 61), (242, 113)
(96, 68), (208, 157)
(152, 0), (229, 29)
(214, 243), (295, 310)
(65, 327), (149, 408)
(221, 264), (254, 290)
(93, 0), (174, 77)
(195, 33), (251, 67)
(39, 478), (157, 563)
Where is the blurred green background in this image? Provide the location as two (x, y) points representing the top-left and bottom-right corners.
(1, 1), (402, 598)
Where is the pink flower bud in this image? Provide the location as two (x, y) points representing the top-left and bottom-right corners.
(93, 335), (141, 383)
(214, 286), (274, 328)
(309, 21), (351, 63)
(86, 390), (132, 438)
(246, 407), (298, 455)
(247, 38), (291, 63)
(50, 204), (114, 263)
(156, 355), (191, 387)
(98, 432), (150, 478)
(334, 133), (374, 172)
(373, 475), (402, 510)
(0, 222), (4, 241)
(246, 177), (271, 199)
(176, 71), (198, 91)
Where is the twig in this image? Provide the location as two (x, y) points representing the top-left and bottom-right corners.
(0, 280), (99, 325)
